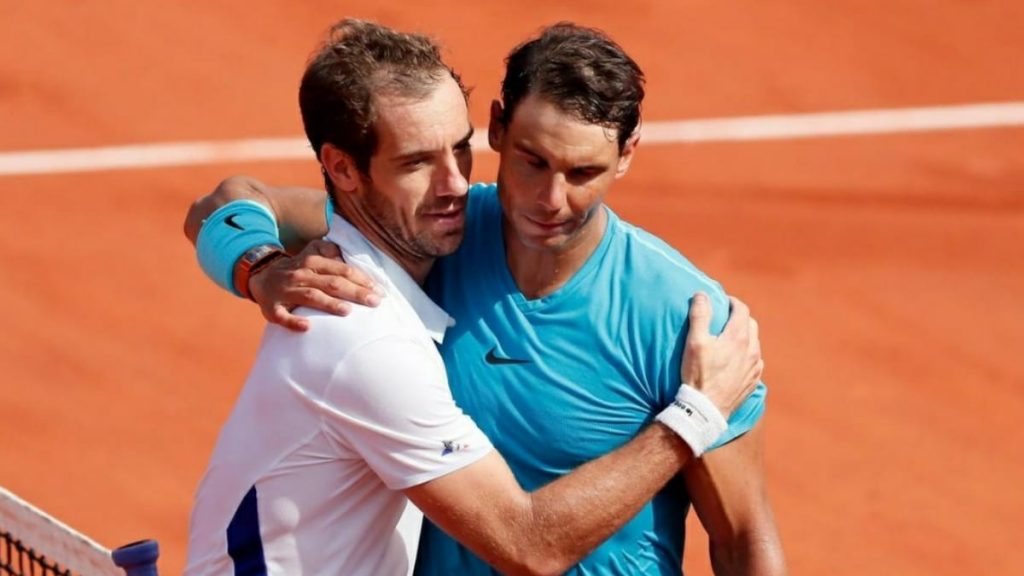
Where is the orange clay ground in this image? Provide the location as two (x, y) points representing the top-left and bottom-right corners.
(1, 2), (1022, 574)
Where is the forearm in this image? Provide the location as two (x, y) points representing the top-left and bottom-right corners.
(686, 422), (788, 576)
(413, 425), (692, 576)
(710, 526), (788, 576)
(519, 424), (692, 574)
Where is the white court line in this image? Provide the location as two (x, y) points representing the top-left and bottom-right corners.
(1, 101), (1022, 176)
(639, 101), (1024, 143)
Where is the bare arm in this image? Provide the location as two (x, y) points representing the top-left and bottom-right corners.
(407, 425), (690, 576)
(405, 295), (762, 576)
(684, 421), (788, 576)
(184, 175), (381, 329)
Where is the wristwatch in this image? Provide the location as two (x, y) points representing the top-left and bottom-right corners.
(233, 244), (287, 301)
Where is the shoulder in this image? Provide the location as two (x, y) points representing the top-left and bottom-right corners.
(257, 308), (448, 424)
(259, 302), (422, 375)
(613, 216), (721, 292)
(607, 214), (729, 325)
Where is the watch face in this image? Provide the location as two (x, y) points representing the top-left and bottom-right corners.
(235, 245), (284, 299)
(243, 246), (277, 268)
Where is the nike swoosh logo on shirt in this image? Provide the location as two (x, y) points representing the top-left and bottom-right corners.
(225, 214), (244, 230)
(485, 346), (530, 365)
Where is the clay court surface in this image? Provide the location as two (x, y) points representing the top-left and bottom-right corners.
(2, 2), (1023, 574)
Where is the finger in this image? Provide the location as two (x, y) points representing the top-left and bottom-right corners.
(302, 256), (378, 292)
(745, 315), (761, 348)
(293, 266), (380, 307)
(309, 239), (343, 259)
(749, 359), (765, 390)
(268, 303), (310, 332)
(320, 276), (381, 307)
(334, 262), (377, 292)
(295, 239), (333, 258)
(748, 317), (761, 353)
(721, 296), (751, 338)
(687, 291), (713, 336)
(296, 253), (342, 274)
(290, 286), (355, 317)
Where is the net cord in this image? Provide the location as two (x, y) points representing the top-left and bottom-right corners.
(0, 486), (120, 575)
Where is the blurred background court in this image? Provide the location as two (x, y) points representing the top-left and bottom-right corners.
(1, 1), (1022, 574)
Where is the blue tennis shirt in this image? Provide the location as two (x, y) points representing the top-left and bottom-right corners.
(415, 183), (766, 575)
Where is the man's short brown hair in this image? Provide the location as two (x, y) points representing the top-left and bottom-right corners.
(299, 19), (467, 182)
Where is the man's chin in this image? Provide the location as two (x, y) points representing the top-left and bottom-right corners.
(424, 230), (465, 257)
(516, 231), (573, 252)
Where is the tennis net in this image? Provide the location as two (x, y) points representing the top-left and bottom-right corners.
(0, 485), (133, 576)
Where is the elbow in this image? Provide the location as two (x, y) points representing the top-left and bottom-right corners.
(213, 175), (259, 198)
(209, 175), (264, 208)
(183, 175), (262, 244)
(183, 195), (205, 245)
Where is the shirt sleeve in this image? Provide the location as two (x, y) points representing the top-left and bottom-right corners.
(710, 381), (766, 448)
(318, 335), (493, 490)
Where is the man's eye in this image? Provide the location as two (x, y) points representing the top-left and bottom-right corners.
(569, 168), (599, 181)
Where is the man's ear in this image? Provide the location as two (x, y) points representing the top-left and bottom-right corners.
(488, 100), (506, 152)
(614, 132), (641, 179)
(320, 144), (361, 194)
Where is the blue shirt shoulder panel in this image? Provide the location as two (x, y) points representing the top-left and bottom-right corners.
(612, 218), (766, 447)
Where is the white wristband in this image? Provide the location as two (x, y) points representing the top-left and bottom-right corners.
(655, 384), (729, 457)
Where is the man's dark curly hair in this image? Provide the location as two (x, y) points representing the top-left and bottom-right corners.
(498, 22), (645, 152)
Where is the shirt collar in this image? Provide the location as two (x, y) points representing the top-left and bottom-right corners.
(324, 213), (452, 344)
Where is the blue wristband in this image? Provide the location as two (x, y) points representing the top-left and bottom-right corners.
(196, 200), (283, 297)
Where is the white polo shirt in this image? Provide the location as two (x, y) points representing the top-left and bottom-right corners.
(185, 214), (493, 576)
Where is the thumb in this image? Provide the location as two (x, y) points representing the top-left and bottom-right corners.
(688, 291), (713, 337)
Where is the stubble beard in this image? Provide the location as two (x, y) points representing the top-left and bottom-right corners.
(363, 181), (464, 263)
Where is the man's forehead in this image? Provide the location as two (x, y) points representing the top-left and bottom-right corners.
(509, 94), (617, 142)
(508, 95), (619, 160)
(372, 79), (471, 153)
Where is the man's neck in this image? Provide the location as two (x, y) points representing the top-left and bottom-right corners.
(503, 207), (608, 300)
(335, 203), (434, 285)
